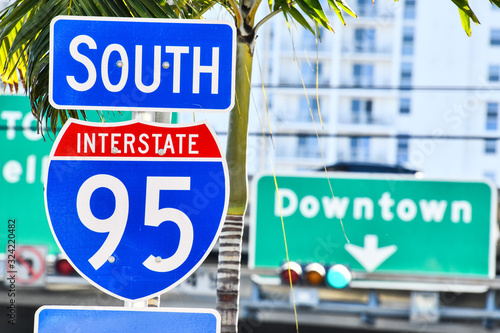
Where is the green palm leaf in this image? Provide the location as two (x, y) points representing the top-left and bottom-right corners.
(451, 0), (479, 36)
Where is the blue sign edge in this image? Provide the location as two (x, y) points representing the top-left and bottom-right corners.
(34, 305), (221, 333)
(248, 172), (498, 279)
(43, 118), (230, 301)
(48, 15), (236, 113)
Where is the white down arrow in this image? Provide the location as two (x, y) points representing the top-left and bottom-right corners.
(344, 235), (397, 273)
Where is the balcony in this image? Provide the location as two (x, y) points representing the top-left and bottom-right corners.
(279, 27), (332, 54)
(341, 44), (392, 59)
(278, 72), (331, 86)
(339, 75), (393, 91)
(337, 113), (394, 136)
(339, 114), (391, 125)
(336, 149), (389, 164)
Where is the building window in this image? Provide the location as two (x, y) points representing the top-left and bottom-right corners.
(404, 0), (416, 19)
(489, 65), (500, 82)
(487, 103), (499, 130)
(350, 137), (370, 161)
(353, 64), (374, 87)
(299, 96), (322, 123)
(301, 61), (324, 85)
(357, 0), (376, 17)
(484, 171), (496, 183)
(402, 26), (414, 55)
(399, 98), (411, 114)
(351, 99), (373, 123)
(397, 136), (409, 164)
(352, 100), (360, 123)
(400, 62), (413, 88)
(485, 139), (497, 154)
(354, 28), (376, 53)
(297, 137), (321, 158)
(491, 29), (500, 46)
(303, 26), (327, 50)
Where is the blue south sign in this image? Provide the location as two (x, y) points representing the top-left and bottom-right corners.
(49, 16), (236, 112)
(44, 119), (229, 301)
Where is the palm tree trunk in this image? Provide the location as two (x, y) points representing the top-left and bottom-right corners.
(216, 41), (253, 333)
(217, 214), (245, 333)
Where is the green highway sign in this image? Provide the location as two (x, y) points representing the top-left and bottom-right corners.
(250, 173), (498, 278)
(0, 95), (131, 255)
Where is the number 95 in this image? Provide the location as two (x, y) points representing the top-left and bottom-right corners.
(76, 174), (193, 273)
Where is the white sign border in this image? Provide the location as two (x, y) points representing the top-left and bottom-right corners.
(44, 118), (230, 301)
(49, 15), (236, 113)
(249, 171), (498, 280)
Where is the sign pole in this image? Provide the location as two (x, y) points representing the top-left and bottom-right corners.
(122, 296), (160, 308)
(132, 111), (171, 124)
(124, 300), (148, 308)
(154, 111), (172, 125)
(129, 110), (169, 309)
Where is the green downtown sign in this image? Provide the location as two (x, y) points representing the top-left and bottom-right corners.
(0, 95), (131, 255)
(250, 174), (497, 278)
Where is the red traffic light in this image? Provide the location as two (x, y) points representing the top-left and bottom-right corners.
(55, 257), (76, 276)
(279, 262), (303, 285)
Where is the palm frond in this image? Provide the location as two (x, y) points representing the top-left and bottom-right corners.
(0, 0), (215, 134)
(262, 0), (355, 37)
(450, 0), (479, 36)
(0, 19), (27, 93)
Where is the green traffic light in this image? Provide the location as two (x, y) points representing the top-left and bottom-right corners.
(326, 264), (351, 289)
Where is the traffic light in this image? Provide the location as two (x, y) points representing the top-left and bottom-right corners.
(279, 262), (303, 285)
(55, 256), (76, 276)
(326, 264), (352, 289)
(278, 261), (351, 288)
(304, 263), (326, 286)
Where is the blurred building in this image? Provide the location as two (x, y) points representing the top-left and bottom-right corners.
(181, 0), (500, 186)
(2, 0), (500, 184)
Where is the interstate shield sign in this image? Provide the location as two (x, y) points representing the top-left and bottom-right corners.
(45, 119), (229, 301)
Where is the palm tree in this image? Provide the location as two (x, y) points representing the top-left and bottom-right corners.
(0, 0), (496, 332)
